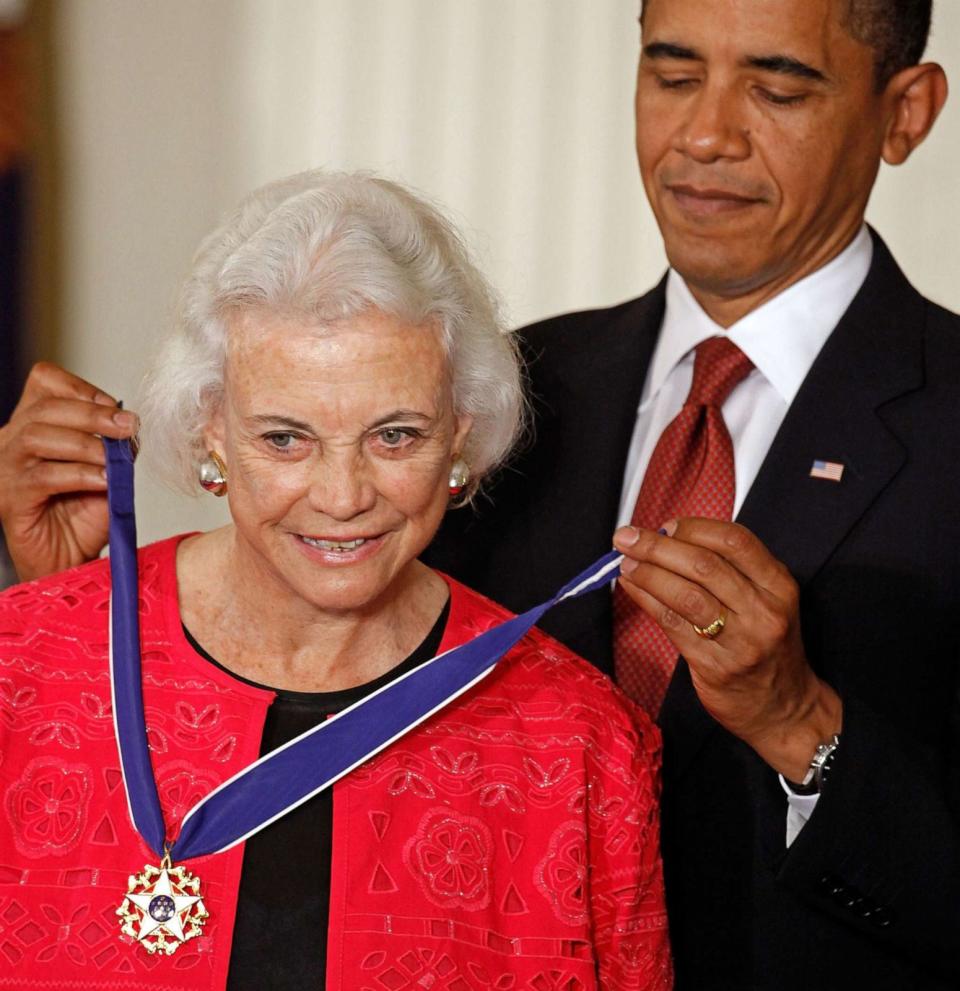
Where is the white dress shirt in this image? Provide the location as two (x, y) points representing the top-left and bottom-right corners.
(616, 225), (873, 846)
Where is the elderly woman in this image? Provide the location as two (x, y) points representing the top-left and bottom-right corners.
(0, 171), (671, 989)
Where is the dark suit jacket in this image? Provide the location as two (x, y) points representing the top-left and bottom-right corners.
(425, 234), (960, 989)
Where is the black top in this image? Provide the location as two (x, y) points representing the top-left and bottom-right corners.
(183, 599), (449, 990)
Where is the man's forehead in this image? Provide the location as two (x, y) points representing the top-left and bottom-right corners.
(642, 0), (840, 49)
(640, 0), (864, 74)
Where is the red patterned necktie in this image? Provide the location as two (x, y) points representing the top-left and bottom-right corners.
(614, 336), (754, 714)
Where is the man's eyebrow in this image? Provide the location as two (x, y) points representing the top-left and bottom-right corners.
(744, 54), (828, 82)
(642, 43), (829, 84)
(643, 41), (703, 62)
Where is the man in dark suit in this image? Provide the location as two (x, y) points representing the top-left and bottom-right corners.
(1, 1), (957, 987)
(426, 2), (959, 987)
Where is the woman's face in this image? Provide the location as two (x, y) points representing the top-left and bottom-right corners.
(205, 308), (472, 615)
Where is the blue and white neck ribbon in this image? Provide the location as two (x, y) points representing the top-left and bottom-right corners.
(105, 437), (623, 862)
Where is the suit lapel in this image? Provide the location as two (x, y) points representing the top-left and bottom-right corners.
(531, 283), (666, 665)
(660, 234), (927, 776)
(544, 279), (667, 537)
(737, 238), (923, 583)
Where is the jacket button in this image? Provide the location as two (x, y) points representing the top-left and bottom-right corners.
(871, 907), (893, 928)
(831, 882), (857, 905)
(819, 874), (844, 896)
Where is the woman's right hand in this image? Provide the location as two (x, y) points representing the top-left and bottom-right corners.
(0, 362), (138, 581)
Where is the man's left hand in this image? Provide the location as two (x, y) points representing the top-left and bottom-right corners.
(613, 518), (842, 781)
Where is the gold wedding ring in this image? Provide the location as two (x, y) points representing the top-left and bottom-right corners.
(693, 612), (727, 640)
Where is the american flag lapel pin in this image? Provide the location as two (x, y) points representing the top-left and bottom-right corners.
(809, 459), (844, 482)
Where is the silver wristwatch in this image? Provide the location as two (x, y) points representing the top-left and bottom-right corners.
(787, 734), (841, 795)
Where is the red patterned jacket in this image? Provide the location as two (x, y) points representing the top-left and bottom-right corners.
(0, 536), (671, 989)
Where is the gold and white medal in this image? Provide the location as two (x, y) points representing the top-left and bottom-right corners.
(117, 851), (209, 954)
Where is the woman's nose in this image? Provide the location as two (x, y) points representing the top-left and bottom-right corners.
(306, 454), (378, 521)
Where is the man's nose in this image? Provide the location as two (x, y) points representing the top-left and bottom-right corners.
(673, 84), (751, 163)
(307, 453), (378, 521)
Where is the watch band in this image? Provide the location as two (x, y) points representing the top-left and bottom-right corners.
(786, 734), (841, 795)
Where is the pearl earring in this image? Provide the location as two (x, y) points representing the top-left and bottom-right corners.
(449, 458), (470, 498)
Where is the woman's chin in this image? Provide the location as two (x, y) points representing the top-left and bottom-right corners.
(269, 531), (405, 614)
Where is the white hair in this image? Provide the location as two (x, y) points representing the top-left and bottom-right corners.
(139, 169), (525, 498)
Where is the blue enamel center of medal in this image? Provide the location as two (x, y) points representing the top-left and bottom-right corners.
(148, 895), (176, 922)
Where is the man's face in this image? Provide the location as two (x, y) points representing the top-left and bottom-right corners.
(636, 0), (889, 300)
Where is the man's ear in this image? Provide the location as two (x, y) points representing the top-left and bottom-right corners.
(881, 62), (949, 166)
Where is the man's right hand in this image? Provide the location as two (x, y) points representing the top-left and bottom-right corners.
(0, 362), (139, 582)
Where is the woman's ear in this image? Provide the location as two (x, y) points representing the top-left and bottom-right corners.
(881, 62), (949, 166)
(201, 403), (227, 458)
(452, 413), (474, 456)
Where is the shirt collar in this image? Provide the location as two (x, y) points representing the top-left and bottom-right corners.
(643, 225), (874, 409)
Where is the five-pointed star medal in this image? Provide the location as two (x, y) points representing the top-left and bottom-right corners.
(127, 868), (201, 942)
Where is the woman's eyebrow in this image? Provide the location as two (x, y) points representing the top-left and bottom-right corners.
(367, 410), (433, 429)
(248, 414), (315, 432)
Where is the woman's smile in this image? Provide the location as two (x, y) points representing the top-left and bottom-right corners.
(293, 530), (388, 565)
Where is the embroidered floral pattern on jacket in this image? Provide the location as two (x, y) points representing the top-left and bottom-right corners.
(534, 822), (589, 925)
(404, 808), (493, 910)
(5, 757), (92, 858)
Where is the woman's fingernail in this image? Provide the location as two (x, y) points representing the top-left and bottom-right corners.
(659, 520), (678, 537)
(614, 526), (640, 548)
(620, 558), (638, 576)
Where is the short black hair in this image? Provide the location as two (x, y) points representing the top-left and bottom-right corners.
(843, 0), (932, 86)
(638, 1), (933, 87)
